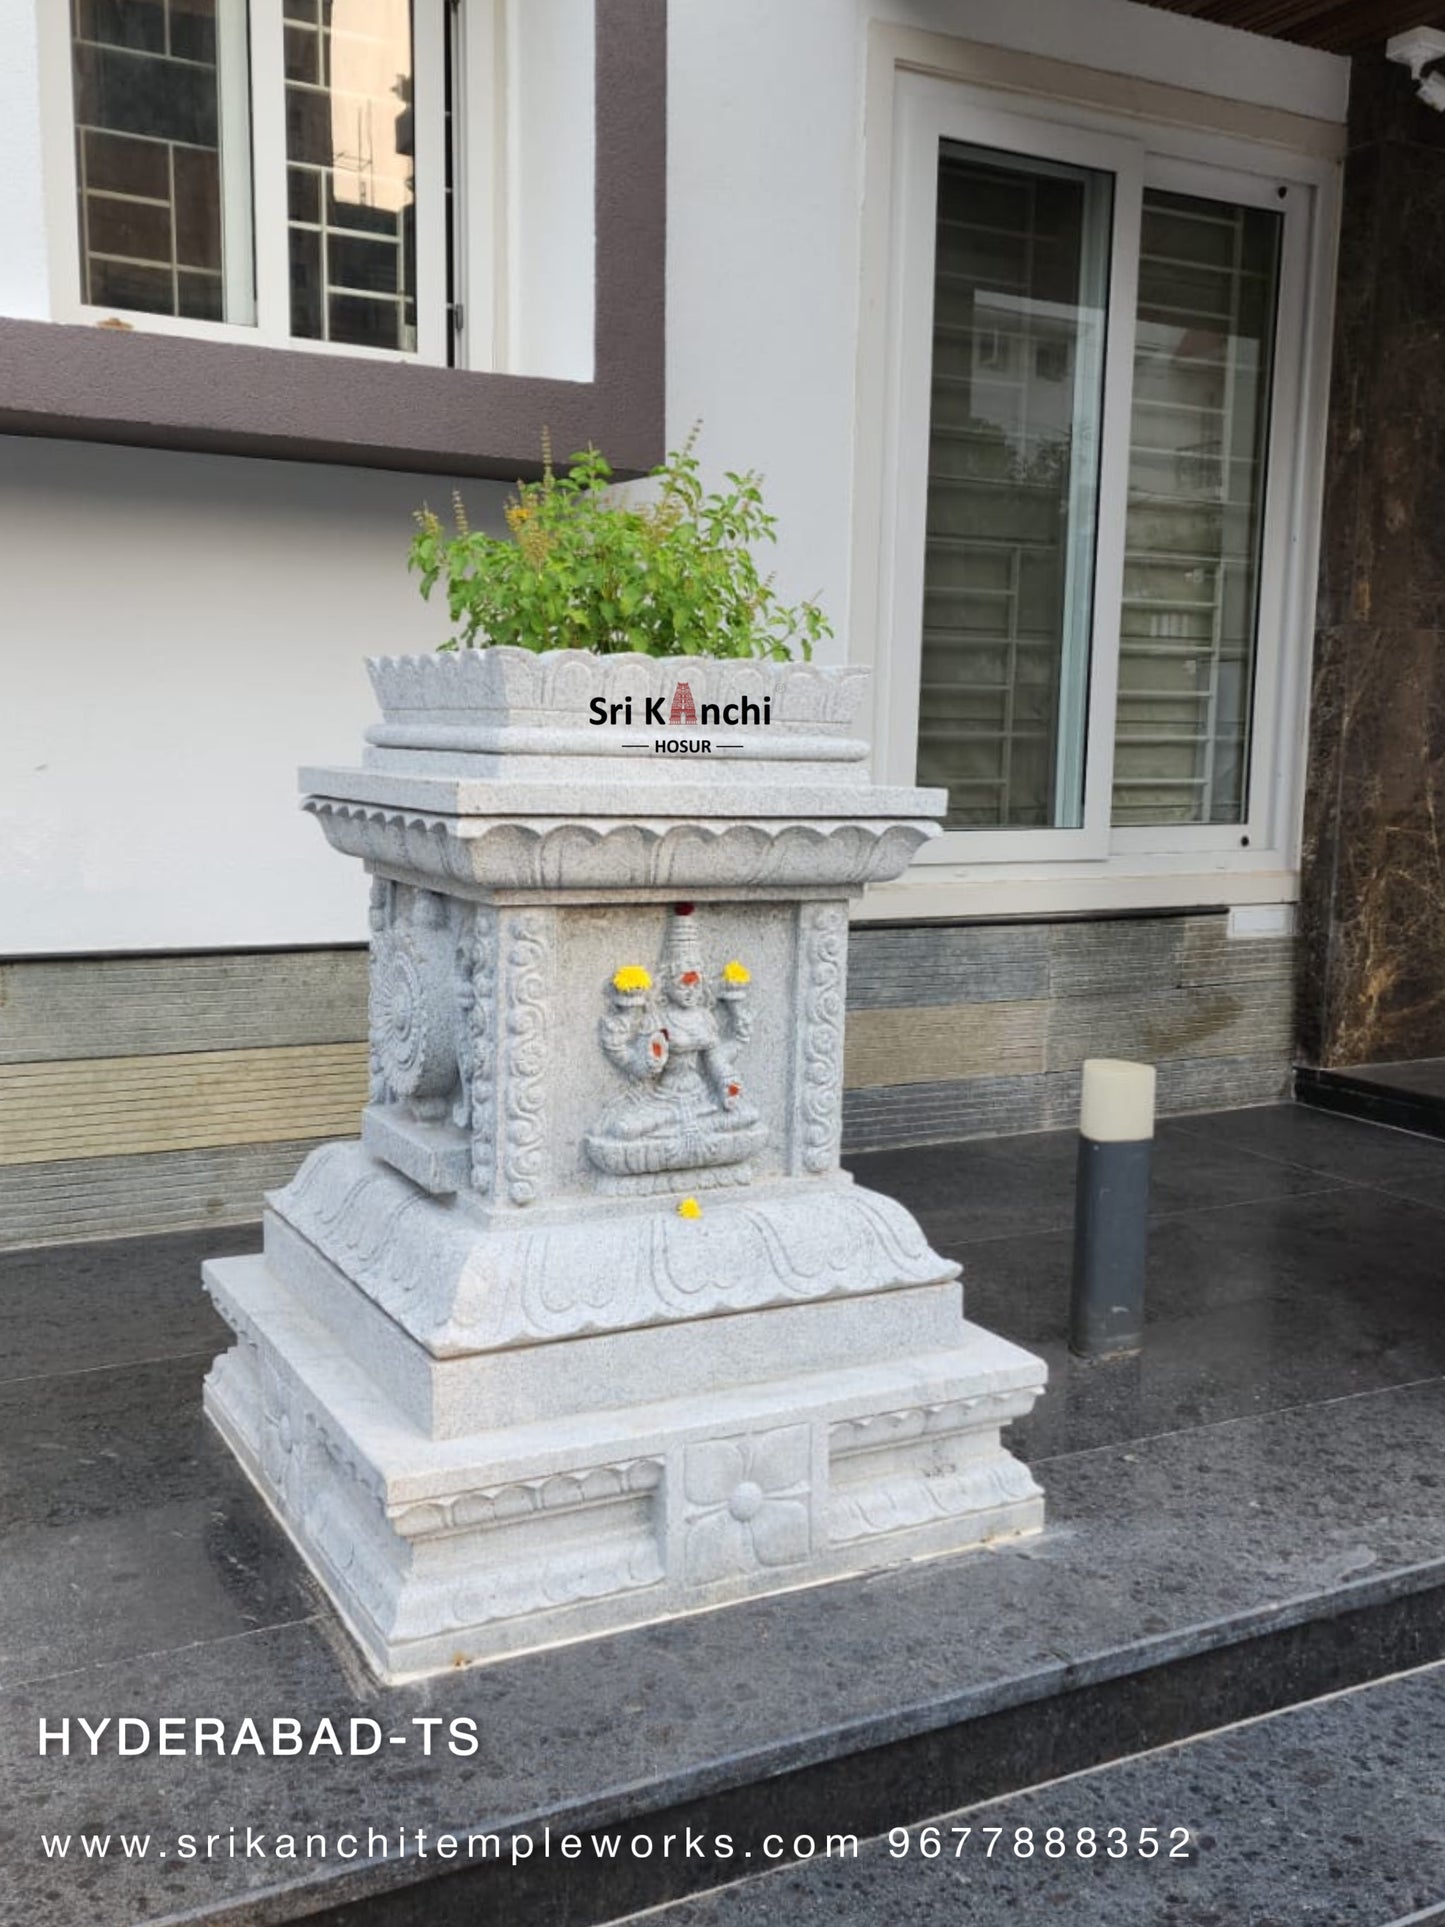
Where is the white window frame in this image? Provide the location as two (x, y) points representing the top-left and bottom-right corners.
(863, 59), (1340, 916)
(1109, 155), (1311, 864)
(36, 0), (456, 366)
(884, 86), (1142, 865)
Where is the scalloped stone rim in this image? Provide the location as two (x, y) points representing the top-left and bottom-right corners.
(303, 804), (940, 891)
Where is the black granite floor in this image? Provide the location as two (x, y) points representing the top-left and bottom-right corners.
(629, 1660), (1445, 1926)
(1349, 1058), (1445, 1098)
(1, 1105), (1443, 1926)
(849, 1103), (1445, 1461)
(1297, 1059), (1445, 1142)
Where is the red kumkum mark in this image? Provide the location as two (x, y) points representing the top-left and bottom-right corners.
(681, 970), (700, 986)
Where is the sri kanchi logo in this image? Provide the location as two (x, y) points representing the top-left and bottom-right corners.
(587, 685), (772, 729)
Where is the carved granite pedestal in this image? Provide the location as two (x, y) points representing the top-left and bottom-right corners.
(203, 650), (1047, 1681)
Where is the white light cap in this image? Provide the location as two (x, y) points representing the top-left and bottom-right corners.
(1387, 27), (1445, 79)
(1079, 1058), (1156, 1143)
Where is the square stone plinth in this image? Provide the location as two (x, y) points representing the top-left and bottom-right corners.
(204, 1254), (1045, 1682)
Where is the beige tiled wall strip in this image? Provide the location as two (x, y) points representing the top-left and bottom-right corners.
(0, 915), (1293, 1249)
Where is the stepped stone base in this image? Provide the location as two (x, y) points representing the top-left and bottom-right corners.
(204, 1249), (1045, 1683)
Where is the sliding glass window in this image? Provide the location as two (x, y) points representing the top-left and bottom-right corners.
(65, 0), (434, 355)
(1112, 190), (1282, 827)
(914, 143), (1287, 844)
(283, 0), (418, 352)
(70, 0), (252, 323)
(919, 143), (1112, 832)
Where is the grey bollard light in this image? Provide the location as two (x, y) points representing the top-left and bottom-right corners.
(1069, 1058), (1157, 1359)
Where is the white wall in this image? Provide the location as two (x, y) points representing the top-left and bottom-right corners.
(0, 438), (506, 951)
(663, 0), (1346, 663)
(506, 0), (595, 379)
(0, 0), (1346, 955)
(0, 0), (48, 317)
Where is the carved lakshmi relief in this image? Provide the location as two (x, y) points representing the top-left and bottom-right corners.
(585, 903), (767, 1189)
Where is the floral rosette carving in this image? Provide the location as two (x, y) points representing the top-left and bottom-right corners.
(370, 909), (460, 1122)
(683, 1426), (811, 1583)
(366, 878), (393, 1103)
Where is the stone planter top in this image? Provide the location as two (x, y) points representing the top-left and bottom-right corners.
(367, 647), (870, 737)
(302, 648), (947, 827)
(361, 648), (869, 782)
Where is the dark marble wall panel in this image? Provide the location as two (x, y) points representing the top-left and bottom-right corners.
(1299, 59), (1445, 1066)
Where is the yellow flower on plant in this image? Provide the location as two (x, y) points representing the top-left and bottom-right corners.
(676, 1196), (703, 1220)
(722, 960), (751, 985)
(613, 965), (652, 992)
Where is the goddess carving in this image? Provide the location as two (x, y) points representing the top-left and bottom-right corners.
(585, 904), (767, 1184)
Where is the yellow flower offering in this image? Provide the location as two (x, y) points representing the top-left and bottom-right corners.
(612, 965), (652, 993)
(676, 1197), (703, 1220)
(722, 960), (751, 985)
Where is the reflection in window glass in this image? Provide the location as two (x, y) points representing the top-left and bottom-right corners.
(1113, 191), (1281, 825)
(283, 0), (417, 352)
(918, 143), (1112, 830)
(70, 0), (232, 321)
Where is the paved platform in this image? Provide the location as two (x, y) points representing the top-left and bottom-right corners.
(2, 1104), (1444, 1925)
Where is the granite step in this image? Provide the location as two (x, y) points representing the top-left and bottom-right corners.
(617, 1659), (1445, 1927)
(7, 1376), (1445, 1926)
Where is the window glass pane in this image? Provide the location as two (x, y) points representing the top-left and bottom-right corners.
(71, 0), (235, 321)
(284, 0), (417, 353)
(918, 143), (1112, 831)
(1112, 190), (1282, 826)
